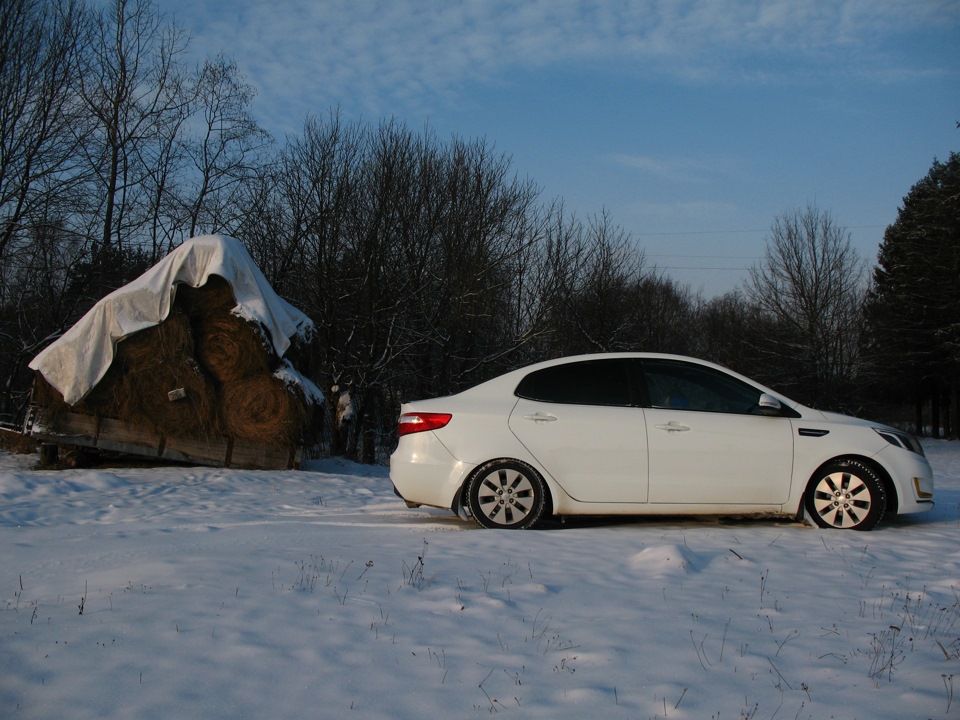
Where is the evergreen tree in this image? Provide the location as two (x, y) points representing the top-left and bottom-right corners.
(867, 151), (960, 437)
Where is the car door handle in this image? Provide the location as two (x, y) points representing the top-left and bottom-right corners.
(522, 412), (558, 423)
(655, 422), (690, 432)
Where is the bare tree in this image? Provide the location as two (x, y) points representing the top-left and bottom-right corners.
(693, 289), (780, 380)
(183, 54), (272, 239)
(0, 0), (95, 422)
(0, 0), (86, 261)
(630, 273), (696, 354)
(542, 209), (651, 354)
(72, 0), (191, 257)
(426, 134), (541, 388)
(244, 116), (550, 461)
(138, 78), (190, 262)
(238, 113), (363, 455)
(746, 205), (866, 406)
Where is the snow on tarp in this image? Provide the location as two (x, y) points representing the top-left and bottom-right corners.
(29, 235), (313, 406)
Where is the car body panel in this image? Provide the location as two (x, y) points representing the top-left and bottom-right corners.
(509, 399), (649, 502)
(644, 408), (794, 504)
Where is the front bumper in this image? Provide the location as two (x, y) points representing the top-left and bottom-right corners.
(876, 444), (935, 515)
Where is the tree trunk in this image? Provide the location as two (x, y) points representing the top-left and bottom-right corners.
(931, 385), (942, 439)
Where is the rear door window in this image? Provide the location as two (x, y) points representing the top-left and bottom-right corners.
(515, 358), (633, 406)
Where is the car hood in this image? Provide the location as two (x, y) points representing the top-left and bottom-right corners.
(809, 408), (888, 431)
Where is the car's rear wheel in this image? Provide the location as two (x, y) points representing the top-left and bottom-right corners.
(804, 460), (886, 530)
(466, 459), (547, 529)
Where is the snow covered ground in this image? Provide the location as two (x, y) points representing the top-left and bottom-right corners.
(2, 441), (958, 719)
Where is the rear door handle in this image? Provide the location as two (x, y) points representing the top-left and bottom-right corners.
(655, 422), (690, 432)
(523, 412), (558, 423)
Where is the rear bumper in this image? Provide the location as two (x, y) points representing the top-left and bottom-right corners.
(389, 432), (473, 511)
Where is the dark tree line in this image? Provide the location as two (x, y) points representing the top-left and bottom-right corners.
(867, 151), (960, 439)
(1, 0), (956, 461)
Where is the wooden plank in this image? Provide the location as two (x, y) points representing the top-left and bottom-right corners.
(26, 405), (303, 470)
(97, 417), (162, 453)
(228, 442), (300, 470)
(163, 435), (230, 466)
(27, 409), (100, 447)
(51, 411), (100, 438)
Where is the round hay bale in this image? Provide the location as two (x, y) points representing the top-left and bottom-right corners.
(31, 366), (123, 429)
(32, 372), (66, 408)
(36, 313), (193, 424)
(117, 358), (220, 437)
(220, 375), (308, 447)
(115, 309), (194, 369)
(175, 275), (236, 316)
(32, 367), (123, 422)
(30, 373), (69, 426)
(76, 362), (125, 416)
(196, 311), (274, 384)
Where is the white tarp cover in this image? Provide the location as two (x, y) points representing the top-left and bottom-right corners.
(29, 235), (313, 405)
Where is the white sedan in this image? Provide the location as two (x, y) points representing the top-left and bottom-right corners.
(389, 353), (934, 530)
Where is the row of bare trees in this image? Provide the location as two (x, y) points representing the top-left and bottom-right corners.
(1, 0), (952, 460)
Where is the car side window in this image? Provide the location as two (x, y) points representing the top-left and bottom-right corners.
(515, 359), (633, 406)
(642, 360), (761, 414)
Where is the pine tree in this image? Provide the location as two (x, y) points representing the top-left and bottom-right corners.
(867, 151), (960, 437)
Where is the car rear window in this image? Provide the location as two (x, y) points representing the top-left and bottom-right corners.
(514, 359), (632, 406)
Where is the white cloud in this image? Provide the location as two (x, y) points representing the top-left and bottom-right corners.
(608, 153), (751, 186)
(627, 199), (744, 227)
(167, 0), (958, 133)
(609, 154), (714, 183)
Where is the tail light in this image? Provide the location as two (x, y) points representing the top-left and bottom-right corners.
(398, 412), (452, 437)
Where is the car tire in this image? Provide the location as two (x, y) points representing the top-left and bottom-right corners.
(804, 460), (886, 531)
(466, 459), (547, 529)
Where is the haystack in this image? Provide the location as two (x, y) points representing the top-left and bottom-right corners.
(65, 277), (312, 446)
(27, 235), (321, 467)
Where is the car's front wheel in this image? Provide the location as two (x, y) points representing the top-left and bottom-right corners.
(804, 460), (886, 530)
(466, 459), (547, 529)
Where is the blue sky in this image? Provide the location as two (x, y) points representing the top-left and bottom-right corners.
(162, 0), (959, 296)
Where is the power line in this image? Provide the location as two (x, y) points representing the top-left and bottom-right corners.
(658, 266), (751, 271)
(636, 229), (766, 237)
(635, 224), (886, 238)
(647, 254), (759, 259)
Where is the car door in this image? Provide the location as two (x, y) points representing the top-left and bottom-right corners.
(640, 359), (795, 505)
(508, 358), (649, 503)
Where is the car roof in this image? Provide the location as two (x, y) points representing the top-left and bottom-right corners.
(457, 352), (795, 404)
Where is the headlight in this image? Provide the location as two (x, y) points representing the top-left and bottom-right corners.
(873, 428), (925, 457)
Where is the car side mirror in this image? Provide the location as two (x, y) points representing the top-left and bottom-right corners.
(757, 393), (782, 416)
